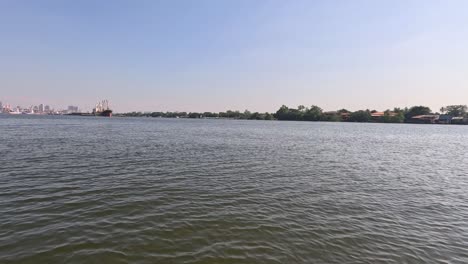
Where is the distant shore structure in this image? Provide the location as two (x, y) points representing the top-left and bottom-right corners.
(92, 100), (113, 117)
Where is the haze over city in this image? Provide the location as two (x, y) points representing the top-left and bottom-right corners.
(1, 0), (468, 112)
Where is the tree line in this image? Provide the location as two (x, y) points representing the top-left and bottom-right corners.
(274, 105), (405, 122)
(119, 110), (274, 120)
(118, 104), (468, 123)
(274, 104), (468, 122)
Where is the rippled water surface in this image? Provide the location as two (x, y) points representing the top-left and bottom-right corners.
(1, 115), (468, 263)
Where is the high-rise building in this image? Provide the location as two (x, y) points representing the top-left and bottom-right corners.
(0, 101), (3, 113)
(67, 105), (79, 113)
(39, 104), (44, 113)
(45, 105), (50, 112)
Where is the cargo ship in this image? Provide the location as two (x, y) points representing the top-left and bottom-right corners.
(93, 100), (113, 117)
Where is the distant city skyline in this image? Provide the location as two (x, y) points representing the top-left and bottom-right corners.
(0, 99), (80, 114)
(1, 0), (468, 113)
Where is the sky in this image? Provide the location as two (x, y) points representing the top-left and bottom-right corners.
(1, 0), (468, 113)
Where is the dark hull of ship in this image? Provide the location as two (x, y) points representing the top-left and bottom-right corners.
(94, 110), (113, 117)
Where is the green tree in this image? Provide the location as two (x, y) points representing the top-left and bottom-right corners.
(382, 110), (404, 123)
(275, 105), (302, 120)
(248, 112), (262, 120)
(349, 110), (371, 122)
(303, 105), (323, 121)
(444, 105), (467, 117)
(405, 106), (431, 121)
(150, 112), (164, 117)
(393, 107), (404, 114)
(226, 110), (234, 118)
(275, 105), (289, 120)
(188, 112), (201, 118)
(323, 113), (341, 122)
(382, 110), (393, 123)
(264, 112), (273, 120)
(242, 110), (252, 119)
(203, 112), (218, 118)
(337, 109), (350, 114)
(393, 112), (405, 123)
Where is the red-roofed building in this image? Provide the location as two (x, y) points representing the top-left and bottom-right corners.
(409, 115), (439, 124)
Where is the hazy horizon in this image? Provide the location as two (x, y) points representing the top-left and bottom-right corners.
(1, 0), (468, 113)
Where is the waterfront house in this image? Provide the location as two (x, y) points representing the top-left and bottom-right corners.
(436, 114), (452, 124)
(450, 116), (468, 125)
(370, 111), (397, 122)
(323, 111), (340, 120)
(340, 112), (351, 121)
(409, 115), (439, 124)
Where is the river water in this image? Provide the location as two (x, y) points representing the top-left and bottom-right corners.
(1, 115), (468, 263)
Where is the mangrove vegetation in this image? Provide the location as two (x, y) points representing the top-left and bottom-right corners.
(117, 104), (468, 124)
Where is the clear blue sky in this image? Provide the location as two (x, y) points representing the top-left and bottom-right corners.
(1, 0), (468, 112)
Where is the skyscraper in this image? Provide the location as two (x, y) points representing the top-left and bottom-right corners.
(45, 105), (50, 112)
(39, 104), (44, 113)
(0, 101), (3, 113)
(67, 106), (78, 113)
